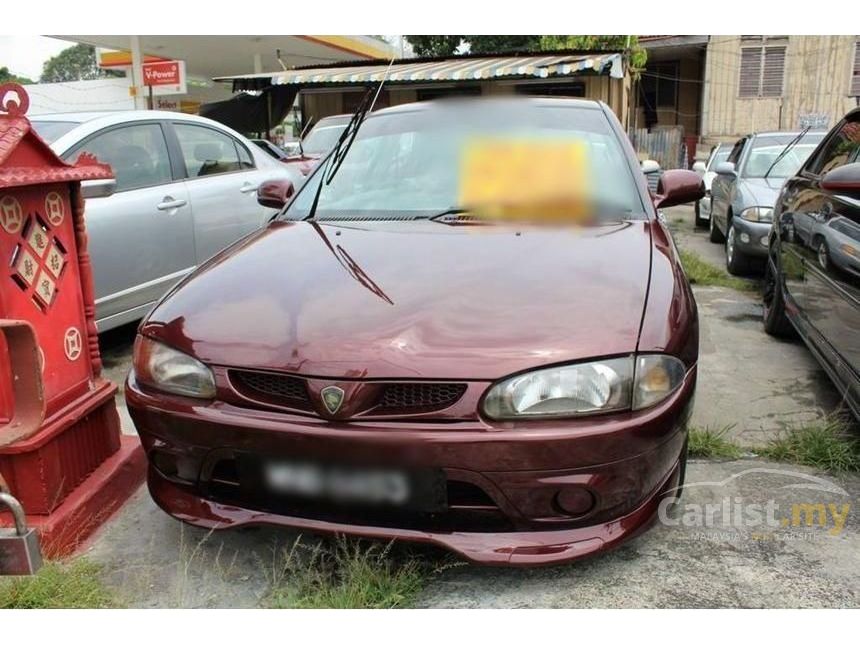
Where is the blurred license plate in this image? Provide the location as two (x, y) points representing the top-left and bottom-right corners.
(261, 460), (445, 510)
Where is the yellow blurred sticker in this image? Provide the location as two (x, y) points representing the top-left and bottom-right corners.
(459, 138), (593, 223)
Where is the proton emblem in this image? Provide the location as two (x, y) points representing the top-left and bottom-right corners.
(320, 385), (345, 414)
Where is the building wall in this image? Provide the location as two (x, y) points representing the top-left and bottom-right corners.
(632, 54), (703, 136)
(300, 76), (628, 126)
(703, 35), (858, 142)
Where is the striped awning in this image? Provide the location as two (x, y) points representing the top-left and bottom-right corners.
(220, 53), (625, 91)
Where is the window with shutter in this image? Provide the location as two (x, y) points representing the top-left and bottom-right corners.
(851, 42), (860, 97)
(761, 46), (786, 97)
(739, 48), (762, 98)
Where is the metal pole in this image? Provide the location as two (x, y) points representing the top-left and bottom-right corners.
(130, 36), (147, 110)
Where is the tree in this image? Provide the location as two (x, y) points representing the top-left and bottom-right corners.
(404, 36), (464, 57)
(540, 35), (647, 71)
(0, 66), (33, 84)
(465, 36), (542, 54)
(40, 44), (122, 83)
(403, 36), (646, 72)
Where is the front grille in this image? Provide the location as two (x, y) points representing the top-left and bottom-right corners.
(228, 370), (468, 417)
(376, 382), (467, 413)
(230, 370), (311, 409)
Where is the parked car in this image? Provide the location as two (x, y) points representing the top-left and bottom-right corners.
(282, 114), (351, 176)
(763, 108), (860, 420)
(31, 111), (300, 332)
(710, 130), (824, 275)
(692, 142), (730, 228)
(126, 97), (704, 566)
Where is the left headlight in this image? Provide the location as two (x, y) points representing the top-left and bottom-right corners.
(739, 206), (773, 223)
(133, 336), (216, 399)
(481, 354), (686, 420)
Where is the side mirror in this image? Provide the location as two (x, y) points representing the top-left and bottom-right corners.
(715, 161), (736, 176)
(821, 162), (860, 196)
(641, 159), (661, 175)
(257, 178), (295, 209)
(80, 178), (116, 199)
(692, 160), (707, 175)
(653, 169), (705, 210)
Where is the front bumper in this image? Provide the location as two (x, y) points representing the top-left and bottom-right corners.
(126, 368), (696, 566)
(731, 217), (771, 258)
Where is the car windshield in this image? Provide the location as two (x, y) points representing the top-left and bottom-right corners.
(282, 101), (643, 221)
(742, 133), (824, 178)
(710, 146), (730, 169)
(31, 120), (81, 144)
(302, 123), (348, 155)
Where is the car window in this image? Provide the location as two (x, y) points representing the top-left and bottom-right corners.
(302, 124), (348, 155)
(741, 133), (823, 178)
(727, 139), (746, 165)
(173, 123), (247, 178)
(709, 146), (730, 169)
(31, 120), (81, 144)
(65, 123), (172, 192)
(809, 117), (860, 175)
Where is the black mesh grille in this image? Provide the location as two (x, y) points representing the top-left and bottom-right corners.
(231, 370), (310, 407)
(376, 382), (467, 412)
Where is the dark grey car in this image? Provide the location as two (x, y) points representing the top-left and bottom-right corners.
(710, 131), (824, 275)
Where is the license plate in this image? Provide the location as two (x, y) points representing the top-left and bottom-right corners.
(259, 460), (446, 511)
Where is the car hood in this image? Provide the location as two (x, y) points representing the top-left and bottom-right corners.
(145, 220), (655, 380)
(737, 177), (786, 208)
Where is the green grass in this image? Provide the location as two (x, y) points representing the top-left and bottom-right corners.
(759, 418), (860, 474)
(688, 418), (860, 474)
(678, 249), (758, 292)
(264, 536), (450, 609)
(0, 558), (119, 609)
(688, 426), (744, 459)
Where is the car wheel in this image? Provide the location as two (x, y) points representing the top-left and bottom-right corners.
(816, 238), (830, 271)
(762, 254), (794, 338)
(694, 200), (708, 229)
(709, 209), (725, 243)
(725, 222), (750, 275)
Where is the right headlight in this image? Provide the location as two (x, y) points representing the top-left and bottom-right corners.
(740, 206), (773, 223)
(133, 336), (216, 399)
(481, 354), (686, 420)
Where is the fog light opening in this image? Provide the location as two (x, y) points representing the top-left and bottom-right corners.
(740, 232), (750, 244)
(151, 450), (198, 483)
(554, 487), (596, 518)
(151, 450), (179, 478)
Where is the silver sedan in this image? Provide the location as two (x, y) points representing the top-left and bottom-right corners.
(32, 111), (301, 332)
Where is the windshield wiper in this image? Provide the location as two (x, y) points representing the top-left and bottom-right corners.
(303, 59), (395, 221)
(763, 126), (810, 179)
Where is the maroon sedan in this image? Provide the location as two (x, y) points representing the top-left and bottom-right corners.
(127, 98), (704, 566)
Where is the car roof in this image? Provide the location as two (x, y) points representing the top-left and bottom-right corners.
(31, 110), (226, 127)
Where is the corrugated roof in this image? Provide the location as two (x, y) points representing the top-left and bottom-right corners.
(220, 52), (625, 91)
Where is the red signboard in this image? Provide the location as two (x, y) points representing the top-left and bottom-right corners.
(143, 60), (182, 86)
